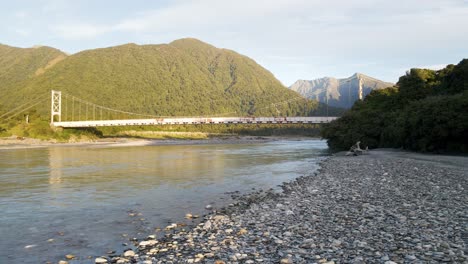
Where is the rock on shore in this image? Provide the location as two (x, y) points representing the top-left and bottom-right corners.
(111, 150), (467, 263)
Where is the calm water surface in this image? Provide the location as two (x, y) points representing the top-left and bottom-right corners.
(0, 139), (328, 263)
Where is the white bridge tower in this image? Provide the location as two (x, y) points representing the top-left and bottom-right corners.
(50, 90), (61, 123)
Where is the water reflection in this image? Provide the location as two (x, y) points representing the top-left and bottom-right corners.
(0, 148), (51, 199)
(48, 148), (63, 185)
(46, 145), (231, 192)
(0, 140), (327, 264)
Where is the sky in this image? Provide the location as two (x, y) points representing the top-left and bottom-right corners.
(1, 0), (468, 85)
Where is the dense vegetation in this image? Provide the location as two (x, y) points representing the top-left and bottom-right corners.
(1, 38), (336, 118)
(99, 123), (323, 137)
(0, 110), (101, 141)
(0, 44), (66, 94)
(321, 59), (468, 153)
(0, 39), (344, 140)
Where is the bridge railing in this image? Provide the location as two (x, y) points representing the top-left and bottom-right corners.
(52, 116), (338, 128)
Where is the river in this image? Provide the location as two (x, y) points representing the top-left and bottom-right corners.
(0, 139), (328, 263)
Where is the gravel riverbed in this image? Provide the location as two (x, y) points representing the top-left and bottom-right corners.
(94, 150), (467, 264)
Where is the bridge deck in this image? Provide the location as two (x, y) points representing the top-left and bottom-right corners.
(52, 117), (338, 128)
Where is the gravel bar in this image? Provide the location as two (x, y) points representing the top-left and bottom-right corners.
(102, 150), (467, 264)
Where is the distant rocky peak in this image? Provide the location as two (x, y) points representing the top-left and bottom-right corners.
(289, 73), (394, 109)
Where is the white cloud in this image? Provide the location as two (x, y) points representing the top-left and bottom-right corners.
(51, 24), (112, 39)
(47, 0), (468, 45)
(6, 0), (465, 83)
(112, 0), (467, 84)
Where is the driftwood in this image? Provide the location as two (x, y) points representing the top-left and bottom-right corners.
(345, 141), (369, 156)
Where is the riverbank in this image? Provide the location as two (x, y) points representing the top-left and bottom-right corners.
(0, 135), (303, 150)
(99, 150), (467, 264)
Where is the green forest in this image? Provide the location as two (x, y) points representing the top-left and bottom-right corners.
(99, 123), (323, 137)
(0, 39), (344, 140)
(0, 39), (341, 118)
(321, 59), (468, 153)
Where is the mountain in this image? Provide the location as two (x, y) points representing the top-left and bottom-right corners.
(0, 44), (67, 93)
(1, 38), (325, 118)
(290, 73), (394, 109)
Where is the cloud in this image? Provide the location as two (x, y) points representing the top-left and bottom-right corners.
(9, 0), (466, 83)
(108, 0), (468, 52)
(47, 0), (468, 46)
(114, 0), (282, 32)
(51, 24), (112, 39)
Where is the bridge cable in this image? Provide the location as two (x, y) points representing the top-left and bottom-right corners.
(65, 94), (68, 121)
(1, 96), (48, 120)
(59, 91), (313, 121)
(0, 94), (48, 119)
(2, 97), (49, 120)
(78, 99), (81, 121)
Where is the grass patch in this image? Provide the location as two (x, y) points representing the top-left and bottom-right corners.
(99, 123), (323, 137)
(0, 118), (102, 142)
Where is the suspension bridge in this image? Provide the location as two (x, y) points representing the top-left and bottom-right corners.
(1, 90), (339, 127)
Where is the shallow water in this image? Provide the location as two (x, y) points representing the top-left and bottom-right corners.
(0, 139), (327, 263)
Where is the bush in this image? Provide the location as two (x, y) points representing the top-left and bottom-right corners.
(321, 59), (468, 153)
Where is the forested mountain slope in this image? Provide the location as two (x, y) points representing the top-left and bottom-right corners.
(321, 59), (468, 153)
(1, 39), (328, 117)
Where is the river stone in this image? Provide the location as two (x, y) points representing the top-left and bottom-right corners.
(331, 239), (342, 247)
(110, 151), (468, 263)
(95, 257), (108, 263)
(203, 220), (212, 230)
(238, 228), (248, 235)
(166, 223), (177, 229)
(123, 250), (135, 257)
(24, 244), (37, 249)
(139, 240), (157, 247)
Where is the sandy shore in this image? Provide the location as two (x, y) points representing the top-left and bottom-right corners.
(94, 149), (468, 264)
(0, 135), (303, 150)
